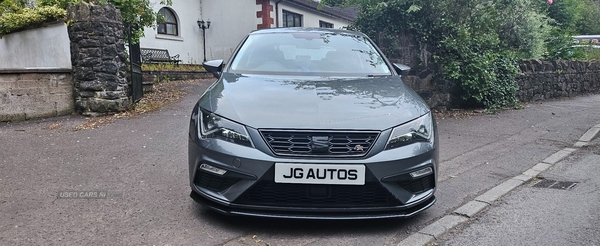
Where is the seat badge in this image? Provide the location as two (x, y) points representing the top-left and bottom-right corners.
(311, 136), (330, 153)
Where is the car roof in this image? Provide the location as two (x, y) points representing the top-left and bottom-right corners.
(249, 27), (366, 37)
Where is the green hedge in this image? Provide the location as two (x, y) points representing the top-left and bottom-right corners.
(0, 6), (66, 37)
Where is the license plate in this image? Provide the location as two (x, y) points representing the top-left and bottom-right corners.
(274, 163), (365, 185)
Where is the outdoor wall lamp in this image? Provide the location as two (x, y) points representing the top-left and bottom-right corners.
(197, 19), (211, 30)
(197, 19), (211, 62)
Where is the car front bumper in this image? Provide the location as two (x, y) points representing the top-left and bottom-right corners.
(188, 123), (439, 219)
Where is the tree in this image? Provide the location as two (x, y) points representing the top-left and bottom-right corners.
(576, 0), (600, 34)
(546, 0), (600, 35)
(105, 0), (163, 43)
(320, 0), (346, 7)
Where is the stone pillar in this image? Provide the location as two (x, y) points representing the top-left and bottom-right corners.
(67, 2), (130, 116)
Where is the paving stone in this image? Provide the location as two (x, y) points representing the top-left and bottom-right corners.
(531, 163), (552, 172)
(454, 201), (489, 218)
(397, 233), (434, 246)
(513, 174), (534, 182)
(579, 127), (600, 142)
(419, 215), (468, 239)
(542, 149), (574, 164)
(475, 179), (524, 203)
(523, 169), (541, 177)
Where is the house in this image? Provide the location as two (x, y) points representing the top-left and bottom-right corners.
(139, 0), (358, 64)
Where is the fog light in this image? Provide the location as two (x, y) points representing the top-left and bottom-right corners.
(199, 163), (227, 175)
(410, 167), (433, 178)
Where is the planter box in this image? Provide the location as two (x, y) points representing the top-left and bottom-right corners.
(142, 70), (214, 83)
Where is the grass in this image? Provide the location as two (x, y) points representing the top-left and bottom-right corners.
(581, 48), (600, 60)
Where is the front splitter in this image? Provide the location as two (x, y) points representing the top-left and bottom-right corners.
(190, 190), (436, 220)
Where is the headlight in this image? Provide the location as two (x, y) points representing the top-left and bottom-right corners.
(198, 110), (253, 147)
(385, 112), (433, 150)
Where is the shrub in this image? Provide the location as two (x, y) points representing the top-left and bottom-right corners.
(350, 0), (528, 109)
(438, 30), (520, 109)
(0, 6), (66, 37)
(1, 0), (171, 44)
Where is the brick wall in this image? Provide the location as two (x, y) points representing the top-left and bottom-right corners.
(0, 70), (73, 122)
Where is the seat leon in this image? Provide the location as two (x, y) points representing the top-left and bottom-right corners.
(188, 28), (438, 219)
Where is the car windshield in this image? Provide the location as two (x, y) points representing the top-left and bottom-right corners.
(229, 31), (392, 76)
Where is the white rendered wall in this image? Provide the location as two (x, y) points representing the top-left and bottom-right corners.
(276, 3), (350, 29)
(139, 0), (203, 64)
(200, 0), (261, 62)
(139, 0), (352, 64)
(0, 23), (71, 70)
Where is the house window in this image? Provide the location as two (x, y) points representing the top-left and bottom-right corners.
(283, 10), (302, 27)
(158, 8), (178, 36)
(319, 21), (333, 28)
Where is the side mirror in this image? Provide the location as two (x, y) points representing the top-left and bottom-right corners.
(393, 63), (411, 76)
(203, 59), (224, 78)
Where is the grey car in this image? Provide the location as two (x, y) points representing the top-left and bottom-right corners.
(188, 28), (438, 219)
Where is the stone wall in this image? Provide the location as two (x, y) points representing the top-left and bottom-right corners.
(0, 22), (73, 122)
(385, 33), (600, 108)
(399, 66), (456, 109)
(0, 71), (73, 121)
(401, 58), (600, 108)
(516, 59), (600, 102)
(386, 33), (457, 109)
(67, 2), (129, 116)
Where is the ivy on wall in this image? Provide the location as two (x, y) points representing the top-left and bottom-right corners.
(0, 0), (66, 37)
(0, 0), (171, 43)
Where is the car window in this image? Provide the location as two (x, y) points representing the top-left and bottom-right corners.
(229, 32), (392, 76)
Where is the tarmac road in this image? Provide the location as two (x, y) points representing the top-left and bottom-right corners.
(1, 79), (599, 245)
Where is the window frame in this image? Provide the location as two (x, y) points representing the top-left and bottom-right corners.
(282, 10), (303, 27)
(157, 7), (178, 36)
(319, 21), (333, 28)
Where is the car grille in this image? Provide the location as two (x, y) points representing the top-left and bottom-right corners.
(236, 181), (400, 208)
(194, 171), (241, 192)
(259, 130), (379, 157)
(398, 175), (435, 194)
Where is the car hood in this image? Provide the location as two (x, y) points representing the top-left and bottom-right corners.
(197, 73), (430, 130)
